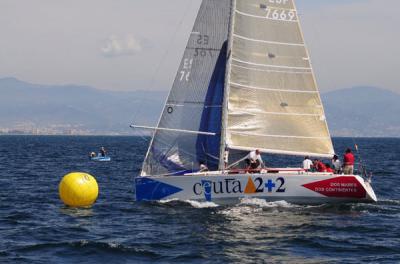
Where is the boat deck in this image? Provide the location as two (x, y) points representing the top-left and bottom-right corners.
(184, 168), (343, 177)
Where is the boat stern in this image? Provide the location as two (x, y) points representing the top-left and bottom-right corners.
(360, 178), (378, 202)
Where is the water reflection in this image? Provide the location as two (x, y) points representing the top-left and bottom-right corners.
(60, 206), (95, 218)
(198, 199), (370, 263)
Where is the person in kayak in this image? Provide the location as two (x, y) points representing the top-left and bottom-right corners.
(100, 147), (107, 157)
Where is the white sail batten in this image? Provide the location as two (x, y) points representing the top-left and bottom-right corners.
(225, 0), (334, 157)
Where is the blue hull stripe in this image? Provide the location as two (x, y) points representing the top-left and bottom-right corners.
(135, 178), (183, 201)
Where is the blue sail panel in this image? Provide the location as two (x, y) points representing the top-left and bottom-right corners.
(196, 42), (227, 171)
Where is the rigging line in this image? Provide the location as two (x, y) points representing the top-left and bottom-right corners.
(147, 0), (196, 91)
(130, 125), (217, 136)
(134, 0), (196, 131)
(351, 138), (368, 178)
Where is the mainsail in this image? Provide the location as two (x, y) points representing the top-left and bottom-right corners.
(224, 0), (334, 158)
(141, 0), (232, 176)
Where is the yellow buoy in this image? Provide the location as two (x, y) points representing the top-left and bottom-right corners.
(59, 172), (99, 207)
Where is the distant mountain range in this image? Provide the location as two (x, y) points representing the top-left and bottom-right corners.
(322, 86), (400, 137)
(0, 77), (399, 137)
(0, 77), (166, 135)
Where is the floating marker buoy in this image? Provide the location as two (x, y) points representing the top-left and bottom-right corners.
(59, 172), (99, 207)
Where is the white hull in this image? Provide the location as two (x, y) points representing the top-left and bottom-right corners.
(135, 171), (377, 204)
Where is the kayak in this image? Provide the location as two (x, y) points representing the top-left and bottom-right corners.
(91, 156), (111, 162)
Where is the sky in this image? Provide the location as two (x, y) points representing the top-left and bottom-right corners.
(0, 0), (399, 93)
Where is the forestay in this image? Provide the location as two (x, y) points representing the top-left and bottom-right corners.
(224, 0), (335, 158)
(141, 0), (232, 176)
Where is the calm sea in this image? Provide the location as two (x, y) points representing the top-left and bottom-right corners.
(0, 136), (399, 263)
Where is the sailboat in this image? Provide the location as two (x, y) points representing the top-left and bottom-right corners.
(132, 0), (377, 204)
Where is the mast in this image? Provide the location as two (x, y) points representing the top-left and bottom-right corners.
(219, 0), (236, 170)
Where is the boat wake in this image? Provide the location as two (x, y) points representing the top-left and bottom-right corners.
(239, 198), (295, 208)
(157, 198), (219, 208)
(184, 200), (219, 208)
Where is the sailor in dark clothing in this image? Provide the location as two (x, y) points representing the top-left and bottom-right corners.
(100, 147), (106, 157)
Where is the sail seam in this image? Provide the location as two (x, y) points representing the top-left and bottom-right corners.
(228, 110), (321, 117)
(259, 6), (296, 12)
(233, 33), (304, 46)
(167, 100), (219, 105)
(166, 103), (222, 108)
(232, 58), (311, 70)
(231, 64), (312, 74)
(229, 131), (330, 139)
(227, 145), (335, 158)
(229, 81), (317, 93)
(186, 47), (221, 51)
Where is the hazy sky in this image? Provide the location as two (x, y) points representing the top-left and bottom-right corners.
(0, 0), (399, 93)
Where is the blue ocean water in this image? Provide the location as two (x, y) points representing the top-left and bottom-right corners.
(0, 136), (399, 263)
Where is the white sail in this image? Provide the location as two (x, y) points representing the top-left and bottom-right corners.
(141, 0), (231, 176)
(224, 0), (334, 158)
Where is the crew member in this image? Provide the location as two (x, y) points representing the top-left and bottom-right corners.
(246, 149), (264, 171)
(313, 159), (327, 172)
(343, 148), (355, 175)
(331, 155), (341, 174)
(302, 156), (313, 171)
(199, 162), (209, 172)
(325, 164), (334, 173)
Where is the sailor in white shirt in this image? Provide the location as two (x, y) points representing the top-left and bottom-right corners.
(302, 156), (313, 171)
(246, 149), (264, 170)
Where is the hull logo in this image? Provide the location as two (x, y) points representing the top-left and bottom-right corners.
(201, 180), (212, 201)
(193, 177), (286, 199)
(302, 177), (366, 198)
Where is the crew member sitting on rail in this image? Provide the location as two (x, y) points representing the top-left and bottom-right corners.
(325, 164), (334, 173)
(302, 156), (313, 171)
(331, 155), (341, 174)
(245, 149), (264, 171)
(313, 159), (327, 172)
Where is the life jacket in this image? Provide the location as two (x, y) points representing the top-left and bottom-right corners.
(317, 162), (327, 172)
(344, 153), (355, 166)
